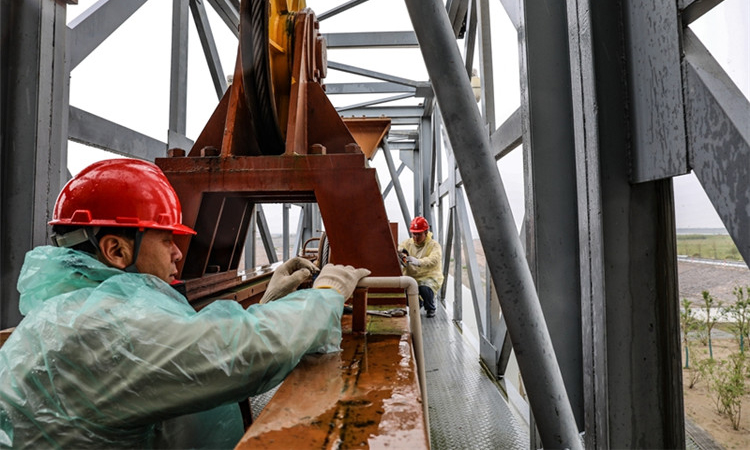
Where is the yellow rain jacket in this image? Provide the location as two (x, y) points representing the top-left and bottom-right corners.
(399, 232), (444, 294)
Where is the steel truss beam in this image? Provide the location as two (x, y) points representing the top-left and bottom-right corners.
(68, 106), (167, 160)
(255, 204), (278, 264)
(339, 106), (423, 119)
(318, 0), (370, 21)
(206, 0), (239, 37)
(381, 162), (406, 199)
(67, 0), (148, 70)
(327, 61), (423, 87)
(381, 141), (411, 229)
(336, 93), (414, 112)
(190, 0), (228, 99)
(680, 0), (725, 26)
(683, 29), (750, 263)
(324, 82), (419, 95)
(324, 31), (418, 48)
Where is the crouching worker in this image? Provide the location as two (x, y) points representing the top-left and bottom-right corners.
(0, 159), (370, 449)
(399, 216), (444, 318)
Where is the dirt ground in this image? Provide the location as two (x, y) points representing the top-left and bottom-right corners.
(679, 259), (749, 447)
(683, 338), (750, 449)
(679, 260), (750, 307)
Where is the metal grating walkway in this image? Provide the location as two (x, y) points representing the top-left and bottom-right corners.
(422, 303), (529, 449)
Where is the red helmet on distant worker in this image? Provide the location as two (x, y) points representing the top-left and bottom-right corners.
(409, 216), (429, 233)
(50, 159), (196, 235)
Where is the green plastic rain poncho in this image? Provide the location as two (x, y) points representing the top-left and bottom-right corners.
(399, 231), (444, 294)
(0, 246), (345, 449)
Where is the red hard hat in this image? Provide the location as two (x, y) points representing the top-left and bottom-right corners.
(409, 216), (429, 233)
(50, 159), (196, 235)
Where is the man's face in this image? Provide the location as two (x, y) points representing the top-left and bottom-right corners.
(412, 230), (427, 245)
(135, 229), (183, 283)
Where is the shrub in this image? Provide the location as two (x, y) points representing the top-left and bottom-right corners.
(708, 352), (748, 430)
(701, 290), (723, 359)
(681, 298), (700, 369)
(727, 286), (750, 353)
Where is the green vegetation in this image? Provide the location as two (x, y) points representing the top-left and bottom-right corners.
(682, 286), (750, 431)
(709, 352), (748, 430)
(677, 234), (743, 261)
(681, 298), (700, 369)
(701, 291), (722, 360)
(727, 287), (750, 354)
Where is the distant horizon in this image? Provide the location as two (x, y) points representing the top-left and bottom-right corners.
(676, 227), (729, 235)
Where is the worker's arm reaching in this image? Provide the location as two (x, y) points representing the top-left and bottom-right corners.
(2, 246), (370, 446)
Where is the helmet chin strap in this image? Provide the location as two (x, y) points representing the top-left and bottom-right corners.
(124, 230), (144, 273)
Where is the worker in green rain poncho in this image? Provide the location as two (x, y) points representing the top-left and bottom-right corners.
(0, 159), (370, 449)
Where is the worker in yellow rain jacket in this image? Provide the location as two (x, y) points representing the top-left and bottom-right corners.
(0, 159), (369, 449)
(399, 216), (444, 318)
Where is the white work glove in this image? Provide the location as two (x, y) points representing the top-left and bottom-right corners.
(406, 256), (421, 266)
(313, 264), (371, 300)
(260, 257), (319, 303)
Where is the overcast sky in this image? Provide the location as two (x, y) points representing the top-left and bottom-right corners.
(66, 0), (749, 238)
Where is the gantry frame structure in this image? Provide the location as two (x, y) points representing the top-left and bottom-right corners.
(1, 0), (748, 448)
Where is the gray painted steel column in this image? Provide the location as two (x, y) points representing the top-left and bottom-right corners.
(519, 0), (583, 429)
(245, 207), (257, 267)
(477, 0), (495, 130)
(420, 116), (433, 225)
(452, 208), (463, 323)
(567, 0), (684, 447)
(282, 203), (290, 260)
(169, 0), (190, 150)
(404, 1), (580, 447)
(1, 0), (70, 328)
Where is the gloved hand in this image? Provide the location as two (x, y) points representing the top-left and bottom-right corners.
(313, 264), (371, 299)
(260, 257), (319, 303)
(406, 255), (421, 266)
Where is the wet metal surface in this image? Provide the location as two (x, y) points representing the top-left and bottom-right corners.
(422, 305), (528, 449)
(236, 332), (428, 449)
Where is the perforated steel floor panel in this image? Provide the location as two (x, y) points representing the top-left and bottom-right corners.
(422, 304), (529, 450)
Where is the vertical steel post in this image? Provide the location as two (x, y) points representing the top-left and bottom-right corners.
(452, 207), (463, 323)
(404, 0), (581, 447)
(519, 0), (583, 430)
(477, 0), (495, 130)
(282, 203), (290, 260)
(567, 0), (684, 447)
(245, 207), (257, 268)
(169, 0), (190, 150)
(420, 116), (433, 226)
(1, 0), (70, 328)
